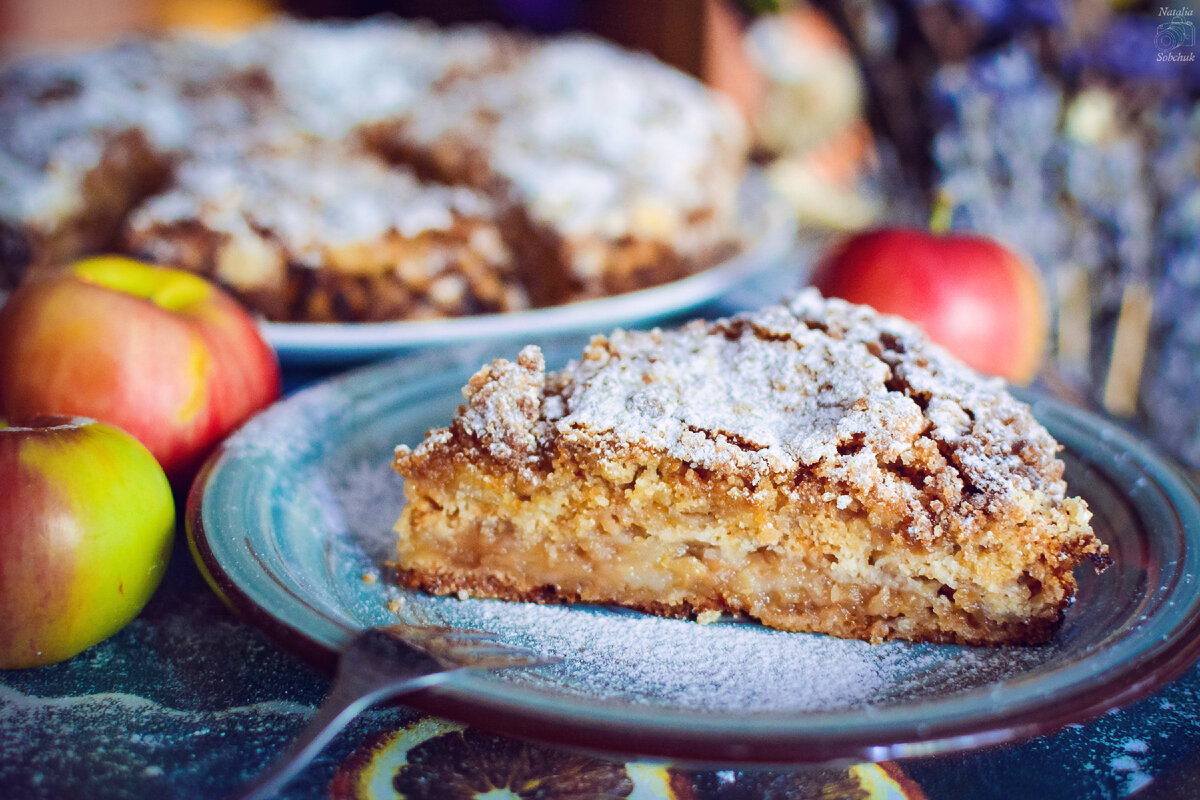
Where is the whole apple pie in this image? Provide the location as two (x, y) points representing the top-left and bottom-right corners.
(392, 291), (1109, 645)
(0, 18), (747, 321)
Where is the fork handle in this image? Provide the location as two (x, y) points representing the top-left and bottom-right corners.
(231, 673), (447, 800)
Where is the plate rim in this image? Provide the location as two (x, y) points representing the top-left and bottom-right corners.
(186, 353), (1200, 766)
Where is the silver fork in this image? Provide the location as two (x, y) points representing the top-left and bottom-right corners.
(233, 624), (553, 800)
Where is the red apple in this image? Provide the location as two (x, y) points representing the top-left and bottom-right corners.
(0, 415), (175, 669)
(0, 256), (280, 484)
(809, 228), (1048, 384)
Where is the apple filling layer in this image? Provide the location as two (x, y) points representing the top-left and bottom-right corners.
(393, 292), (1108, 645)
(397, 449), (1088, 645)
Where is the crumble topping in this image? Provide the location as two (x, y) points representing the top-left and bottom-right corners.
(458, 345), (547, 467)
(401, 291), (1084, 546)
(401, 36), (747, 239)
(127, 144), (499, 268)
(2, 19), (745, 250)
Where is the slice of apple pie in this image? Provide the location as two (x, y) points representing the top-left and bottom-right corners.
(392, 291), (1108, 644)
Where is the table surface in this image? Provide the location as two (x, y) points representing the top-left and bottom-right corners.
(3, 278), (1200, 800)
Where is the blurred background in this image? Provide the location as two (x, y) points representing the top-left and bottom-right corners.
(3, 0), (1199, 471)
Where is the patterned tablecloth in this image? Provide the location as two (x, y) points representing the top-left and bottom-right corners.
(3, 285), (1199, 800)
(3, 523), (1200, 800)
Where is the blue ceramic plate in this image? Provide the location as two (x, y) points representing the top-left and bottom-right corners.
(187, 348), (1200, 766)
(259, 175), (797, 366)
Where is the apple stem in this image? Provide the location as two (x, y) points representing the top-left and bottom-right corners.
(930, 189), (954, 234)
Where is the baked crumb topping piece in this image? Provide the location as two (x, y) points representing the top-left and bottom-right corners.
(394, 292), (1108, 646)
(124, 143), (524, 321)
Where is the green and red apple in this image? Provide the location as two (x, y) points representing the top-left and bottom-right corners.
(0, 416), (175, 669)
(0, 256), (280, 484)
(810, 228), (1048, 384)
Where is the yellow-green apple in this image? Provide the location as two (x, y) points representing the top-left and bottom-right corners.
(809, 228), (1048, 384)
(0, 256), (280, 484)
(0, 415), (175, 669)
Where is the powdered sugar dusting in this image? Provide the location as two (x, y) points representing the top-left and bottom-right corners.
(402, 35), (746, 240)
(554, 292), (1061, 496)
(417, 602), (907, 711)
